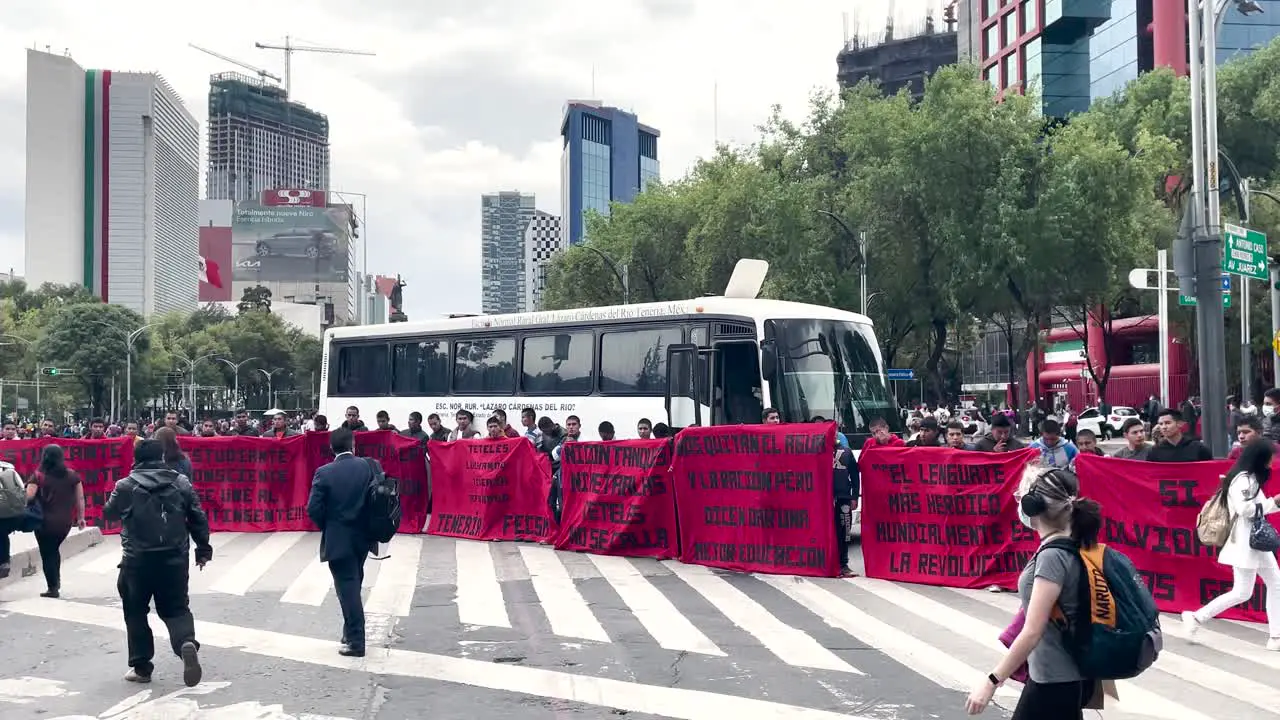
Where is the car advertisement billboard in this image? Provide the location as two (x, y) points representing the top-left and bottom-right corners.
(231, 200), (351, 283)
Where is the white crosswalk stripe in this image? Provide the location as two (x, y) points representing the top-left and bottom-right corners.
(33, 532), (1280, 720)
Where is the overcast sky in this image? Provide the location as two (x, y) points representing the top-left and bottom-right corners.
(0, 0), (937, 318)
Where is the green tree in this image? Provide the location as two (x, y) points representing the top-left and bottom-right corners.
(237, 285), (273, 314)
(35, 302), (151, 416)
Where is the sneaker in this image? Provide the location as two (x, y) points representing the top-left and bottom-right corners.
(1267, 637), (1280, 652)
(0, 562), (10, 579)
(180, 641), (202, 687)
(1181, 611), (1201, 642)
(39, 590), (59, 599)
(124, 669), (151, 684)
(838, 567), (858, 578)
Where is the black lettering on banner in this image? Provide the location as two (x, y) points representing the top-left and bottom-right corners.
(918, 463), (1006, 487)
(888, 492), (921, 514)
(502, 513), (550, 540)
(1136, 570), (1177, 602)
(206, 506), (308, 525)
(889, 551), (912, 572)
(689, 541), (826, 569)
(568, 470), (667, 496)
(926, 493), (1002, 517)
(434, 513), (485, 538)
(874, 521), (1005, 546)
(567, 527), (670, 551)
(687, 470), (814, 492)
(915, 550), (1033, 577)
(1157, 478), (1199, 508)
(1103, 518), (1217, 559)
(675, 432), (789, 457)
(1010, 521), (1037, 543)
(1199, 576), (1268, 610)
(872, 463), (910, 484)
(584, 500), (647, 525)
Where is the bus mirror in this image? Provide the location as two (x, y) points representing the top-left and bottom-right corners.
(760, 339), (777, 380)
(665, 343), (701, 429)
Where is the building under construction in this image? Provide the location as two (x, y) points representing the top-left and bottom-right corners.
(836, 5), (958, 101)
(204, 72), (330, 202)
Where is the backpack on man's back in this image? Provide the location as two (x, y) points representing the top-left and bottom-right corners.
(1042, 538), (1163, 680)
(0, 461), (25, 519)
(126, 480), (191, 552)
(362, 457), (401, 544)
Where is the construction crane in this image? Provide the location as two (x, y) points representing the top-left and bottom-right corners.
(188, 43), (282, 84)
(254, 36), (375, 98)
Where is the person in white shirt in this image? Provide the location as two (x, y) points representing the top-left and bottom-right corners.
(1183, 438), (1280, 650)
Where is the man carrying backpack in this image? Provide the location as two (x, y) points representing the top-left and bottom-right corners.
(0, 458), (27, 579)
(102, 439), (212, 687)
(307, 427), (386, 658)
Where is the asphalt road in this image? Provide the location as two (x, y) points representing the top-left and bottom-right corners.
(0, 532), (1271, 719)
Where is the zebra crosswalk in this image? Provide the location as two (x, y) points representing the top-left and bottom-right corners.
(10, 531), (1278, 719)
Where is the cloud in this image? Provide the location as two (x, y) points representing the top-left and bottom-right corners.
(0, 0), (909, 318)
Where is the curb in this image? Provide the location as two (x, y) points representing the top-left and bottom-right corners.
(1, 526), (104, 590)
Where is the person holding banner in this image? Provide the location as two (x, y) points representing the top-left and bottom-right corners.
(1183, 438), (1280, 650)
(1147, 409), (1212, 463)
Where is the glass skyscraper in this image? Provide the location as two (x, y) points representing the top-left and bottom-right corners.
(965, 0), (1280, 116)
(481, 191), (536, 315)
(559, 101), (660, 246)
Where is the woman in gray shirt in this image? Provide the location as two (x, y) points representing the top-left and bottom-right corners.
(964, 465), (1103, 719)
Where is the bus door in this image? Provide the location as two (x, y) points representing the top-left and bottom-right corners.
(665, 340), (763, 430)
(665, 344), (705, 429)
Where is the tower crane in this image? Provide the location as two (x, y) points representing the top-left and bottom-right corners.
(188, 44), (282, 84)
(254, 36), (375, 98)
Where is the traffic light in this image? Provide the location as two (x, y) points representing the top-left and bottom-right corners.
(40, 367), (60, 376)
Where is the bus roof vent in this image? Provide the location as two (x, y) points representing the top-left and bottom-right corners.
(723, 259), (769, 300)
(714, 321), (754, 338)
(447, 313), (483, 318)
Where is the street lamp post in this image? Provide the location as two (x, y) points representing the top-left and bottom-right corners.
(217, 356), (261, 409)
(0, 335), (37, 417)
(257, 368), (285, 409)
(87, 320), (158, 421)
(1188, 0), (1261, 456)
(172, 352), (218, 416)
(815, 210), (870, 315)
(580, 245), (630, 304)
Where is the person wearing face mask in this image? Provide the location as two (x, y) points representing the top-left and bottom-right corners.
(1261, 388), (1280, 444)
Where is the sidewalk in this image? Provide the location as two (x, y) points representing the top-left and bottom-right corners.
(1, 526), (103, 588)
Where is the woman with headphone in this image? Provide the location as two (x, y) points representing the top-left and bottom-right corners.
(965, 465), (1103, 718)
(1183, 437), (1280, 650)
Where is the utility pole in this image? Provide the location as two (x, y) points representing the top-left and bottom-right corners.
(254, 36), (375, 98)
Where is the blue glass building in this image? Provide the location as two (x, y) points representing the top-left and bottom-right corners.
(972, 0), (1280, 117)
(559, 101), (660, 246)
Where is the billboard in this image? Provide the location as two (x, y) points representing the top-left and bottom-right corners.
(262, 188), (327, 207)
(231, 199), (351, 283)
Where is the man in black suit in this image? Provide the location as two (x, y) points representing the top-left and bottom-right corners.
(306, 427), (375, 657)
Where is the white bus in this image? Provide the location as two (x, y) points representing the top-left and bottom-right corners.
(319, 260), (903, 445)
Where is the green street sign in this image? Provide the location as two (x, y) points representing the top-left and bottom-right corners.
(1223, 224), (1268, 281)
(1179, 293), (1231, 307)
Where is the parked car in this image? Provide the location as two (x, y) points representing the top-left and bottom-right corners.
(1074, 406), (1137, 439)
(255, 229), (337, 260)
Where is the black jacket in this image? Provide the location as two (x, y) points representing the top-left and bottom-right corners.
(229, 424), (261, 437)
(1147, 436), (1214, 462)
(833, 448), (858, 502)
(307, 453), (376, 562)
(103, 463), (211, 566)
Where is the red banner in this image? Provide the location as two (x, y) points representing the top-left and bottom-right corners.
(0, 437), (134, 530)
(1075, 454), (1276, 624)
(671, 423), (838, 577)
(860, 447), (1039, 589)
(553, 440), (678, 559)
(0, 432), (431, 535)
(304, 431), (432, 534)
(180, 435), (313, 531)
(425, 438), (556, 543)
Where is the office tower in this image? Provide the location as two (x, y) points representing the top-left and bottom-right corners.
(25, 49), (200, 317)
(559, 101), (660, 246)
(523, 211), (563, 311)
(481, 191), (536, 314)
(205, 73), (330, 202)
(959, 0), (1280, 116)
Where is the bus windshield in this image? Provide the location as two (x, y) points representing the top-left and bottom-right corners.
(765, 318), (903, 440)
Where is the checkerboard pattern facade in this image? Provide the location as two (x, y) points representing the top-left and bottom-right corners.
(524, 210), (563, 312)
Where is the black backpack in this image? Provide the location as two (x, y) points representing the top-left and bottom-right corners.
(363, 457), (401, 543)
(128, 480), (190, 551)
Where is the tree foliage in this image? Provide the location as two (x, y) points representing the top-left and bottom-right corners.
(540, 61), (1182, 403)
(0, 281), (321, 420)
